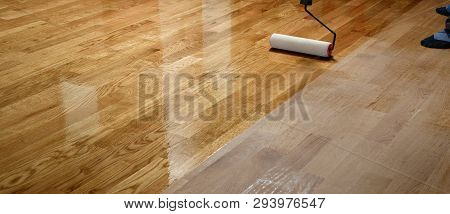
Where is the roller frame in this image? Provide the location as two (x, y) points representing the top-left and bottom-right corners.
(301, 1), (337, 50)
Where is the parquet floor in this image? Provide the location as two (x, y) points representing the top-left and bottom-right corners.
(0, 0), (448, 193)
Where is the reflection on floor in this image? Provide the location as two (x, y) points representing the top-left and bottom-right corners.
(0, 0), (448, 193)
(168, 6), (450, 192)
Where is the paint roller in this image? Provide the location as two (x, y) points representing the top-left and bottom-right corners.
(270, 0), (337, 58)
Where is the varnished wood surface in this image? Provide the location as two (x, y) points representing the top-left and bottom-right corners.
(0, 0), (448, 193)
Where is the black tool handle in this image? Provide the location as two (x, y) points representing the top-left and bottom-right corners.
(301, 1), (336, 49)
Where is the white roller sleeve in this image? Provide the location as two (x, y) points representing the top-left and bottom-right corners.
(270, 33), (332, 57)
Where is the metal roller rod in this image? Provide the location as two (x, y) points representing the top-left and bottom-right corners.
(303, 4), (336, 49)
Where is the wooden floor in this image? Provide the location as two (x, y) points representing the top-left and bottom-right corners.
(0, 0), (448, 193)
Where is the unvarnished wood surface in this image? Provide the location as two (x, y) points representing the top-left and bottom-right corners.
(168, 1), (450, 194)
(0, 0), (449, 193)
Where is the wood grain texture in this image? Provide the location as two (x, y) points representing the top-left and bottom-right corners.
(0, 0), (449, 193)
(166, 0), (450, 194)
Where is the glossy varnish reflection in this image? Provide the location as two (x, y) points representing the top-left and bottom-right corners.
(0, 0), (448, 193)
